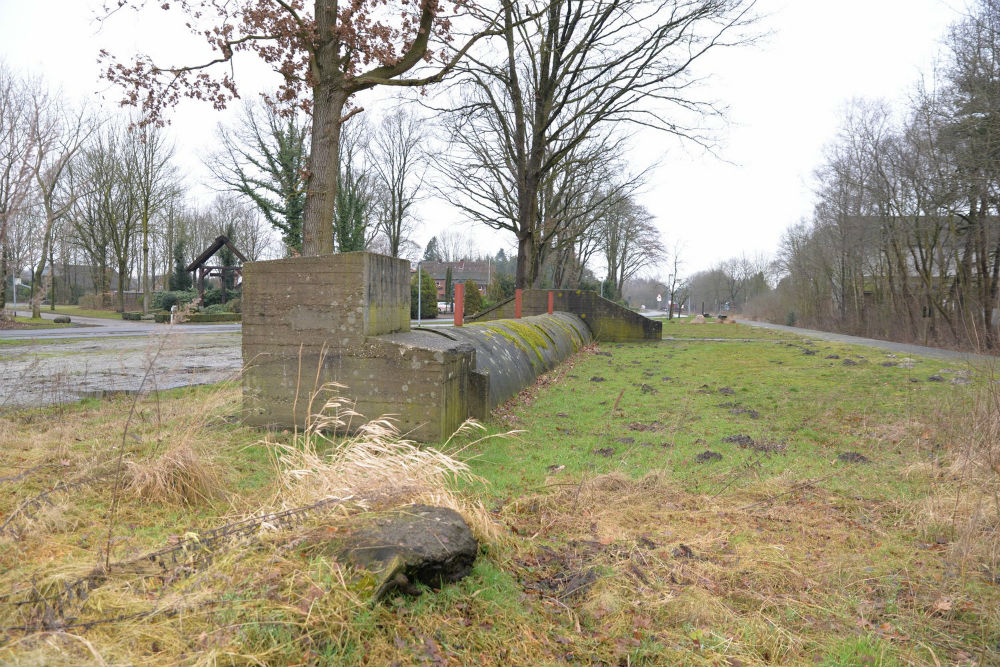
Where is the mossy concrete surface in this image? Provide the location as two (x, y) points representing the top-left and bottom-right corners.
(421, 312), (592, 412)
(471, 289), (661, 341)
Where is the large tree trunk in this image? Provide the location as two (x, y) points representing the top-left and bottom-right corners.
(301, 83), (346, 256)
(0, 240), (7, 312)
(31, 214), (55, 319)
(515, 231), (533, 289)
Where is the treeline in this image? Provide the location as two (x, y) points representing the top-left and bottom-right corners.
(753, 0), (1000, 350)
(0, 70), (279, 315)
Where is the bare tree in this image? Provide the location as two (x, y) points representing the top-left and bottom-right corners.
(602, 197), (665, 299)
(126, 122), (177, 314)
(208, 194), (275, 261)
(0, 65), (37, 311)
(368, 109), (426, 257)
(436, 0), (755, 287)
(28, 92), (96, 318)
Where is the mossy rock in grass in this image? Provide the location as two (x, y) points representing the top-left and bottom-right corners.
(308, 505), (478, 602)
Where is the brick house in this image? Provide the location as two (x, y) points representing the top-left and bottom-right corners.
(414, 260), (491, 300)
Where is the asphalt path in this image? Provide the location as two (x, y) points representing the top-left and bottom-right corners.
(741, 319), (998, 364)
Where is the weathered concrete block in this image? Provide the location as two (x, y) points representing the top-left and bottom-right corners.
(242, 253), (658, 442)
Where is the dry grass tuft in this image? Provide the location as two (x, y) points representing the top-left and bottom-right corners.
(123, 441), (222, 505)
(269, 386), (501, 542)
(924, 364), (1000, 581)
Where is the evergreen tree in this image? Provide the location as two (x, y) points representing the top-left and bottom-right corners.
(170, 240), (192, 291)
(423, 236), (442, 262)
(333, 178), (368, 251)
(218, 223), (237, 290)
(410, 268), (437, 319)
(444, 266), (453, 307)
(486, 274), (516, 302)
(463, 280), (484, 315)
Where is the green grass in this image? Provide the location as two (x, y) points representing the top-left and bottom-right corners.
(463, 333), (950, 500)
(50, 304), (127, 320)
(3, 315), (74, 330)
(0, 326), (996, 666)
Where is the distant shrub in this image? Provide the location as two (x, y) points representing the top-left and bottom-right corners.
(121, 311), (142, 321)
(463, 280), (484, 316)
(785, 311), (797, 327)
(227, 297), (241, 314)
(153, 290), (197, 311)
(184, 312), (241, 323)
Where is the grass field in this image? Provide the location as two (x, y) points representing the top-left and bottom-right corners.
(0, 323), (997, 666)
(49, 305), (127, 320)
(0, 316), (74, 330)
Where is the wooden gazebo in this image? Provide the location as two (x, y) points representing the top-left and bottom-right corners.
(186, 235), (248, 303)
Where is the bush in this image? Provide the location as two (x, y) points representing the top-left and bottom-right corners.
(154, 311), (171, 323)
(463, 280), (484, 316)
(410, 269), (437, 319)
(184, 312), (242, 323)
(227, 297), (241, 314)
(201, 303), (230, 314)
(153, 290), (197, 311)
(121, 311), (142, 321)
(785, 311), (797, 327)
(201, 288), (223, 307)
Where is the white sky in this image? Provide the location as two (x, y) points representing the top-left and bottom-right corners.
(0, 0), (968, 278)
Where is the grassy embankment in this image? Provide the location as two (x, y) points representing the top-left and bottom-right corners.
(0, 316), (74, 330)
(49, 305), (127, 320)
(0, 320), (997, 666)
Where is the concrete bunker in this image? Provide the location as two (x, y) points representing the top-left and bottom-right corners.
(242, 251), (660, 442)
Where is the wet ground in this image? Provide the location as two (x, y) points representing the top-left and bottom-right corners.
(0, 330), (241, 410)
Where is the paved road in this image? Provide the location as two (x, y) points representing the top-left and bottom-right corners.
(741, 319), (999, 364)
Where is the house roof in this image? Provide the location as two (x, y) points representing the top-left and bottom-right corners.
(416, 260), (491, 283)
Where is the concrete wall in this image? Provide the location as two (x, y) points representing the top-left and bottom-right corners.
(242, 252), (474, 441)
(471, 289), (662, 341)
(242, 253), (660, 441)
(416, 312), (592, 417)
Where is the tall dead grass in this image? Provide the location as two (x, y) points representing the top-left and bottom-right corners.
(923, 361), (1000, 582)
(267, 385), (501, 542)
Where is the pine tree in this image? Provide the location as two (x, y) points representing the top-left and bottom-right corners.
(463, 280), (483, 315)
(444, 266), (453, 307)
(219, 224), (237, 290)
(423, 236), (442, 262)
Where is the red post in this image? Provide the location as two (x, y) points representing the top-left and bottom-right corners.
(514, 289), (523, 318)
(547, 290), (554, 314)
(454, 283), (464, 327)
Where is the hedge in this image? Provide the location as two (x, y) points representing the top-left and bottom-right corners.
(184, 312), (242, 323)
(121, 311), (142, 321)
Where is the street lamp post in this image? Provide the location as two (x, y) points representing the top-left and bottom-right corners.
(417, 261), (422, 326)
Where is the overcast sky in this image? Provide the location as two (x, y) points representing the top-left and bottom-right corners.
(0, 0), (968, 278)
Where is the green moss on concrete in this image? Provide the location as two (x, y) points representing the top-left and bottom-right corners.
(547, 317), (582, 350)
(495, 320), (556, 370)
